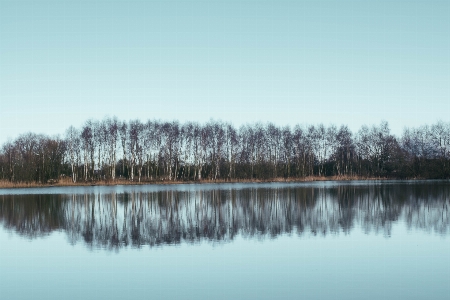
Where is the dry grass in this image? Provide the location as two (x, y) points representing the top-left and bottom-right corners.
(0, 181), (41, 188)
(0, 175), (390, 189)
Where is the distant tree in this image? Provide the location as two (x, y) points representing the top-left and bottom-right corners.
(106, 117), (119, 180)
(192, 123), (203, 180)
(2, 117), (450, 183)
(128, 120), (143, 181)
(2, 140), (16, 181)
(81, 121), (94, 181)
(431, 121), (450, 169)
(65, 126), (80, 183)
(267, 123), (281, 177)
(181, 122), (194, 180)
(225, 123), (238, 179)
(15, 133), (40, 182)
(119, 121), (128, 178)
(333, 125), (355, 176)
(281, 126), (292, 177)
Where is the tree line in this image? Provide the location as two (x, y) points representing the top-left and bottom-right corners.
(1, 118), (449, 183)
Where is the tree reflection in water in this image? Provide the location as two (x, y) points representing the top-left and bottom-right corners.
(0, 182), (449, 250)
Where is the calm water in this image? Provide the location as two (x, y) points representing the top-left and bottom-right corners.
(1, 181), (449, 300)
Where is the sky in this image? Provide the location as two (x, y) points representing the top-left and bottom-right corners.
(0, 0), (449, 144)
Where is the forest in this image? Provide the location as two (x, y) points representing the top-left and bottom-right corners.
(0, 118), (449, 184)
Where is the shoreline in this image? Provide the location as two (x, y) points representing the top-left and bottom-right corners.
(0, 176), (443, 189)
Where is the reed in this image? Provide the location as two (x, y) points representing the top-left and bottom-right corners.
(0, 175), (394, 189)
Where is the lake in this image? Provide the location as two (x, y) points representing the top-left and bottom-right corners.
(1, 181), (449, 300)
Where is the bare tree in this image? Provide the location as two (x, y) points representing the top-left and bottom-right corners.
(81, 121), (94, 181)
(128, 120), (143, 182)
(281, 126), (292, 178)
(225, 123), (238, 179)
(119, 121), (128, 178)
(181, 122), (195, 180)
(106, 117), (119, 180)
(267, 123), (281, 177)
(333, 125), (355, 176)
(2, 140), (16, 182)
(3, 118), (450, 183)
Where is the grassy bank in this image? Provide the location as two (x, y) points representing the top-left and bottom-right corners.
(0, 175), (395, 189)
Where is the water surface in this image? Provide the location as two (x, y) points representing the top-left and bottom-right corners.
(1, 181), (449, 299)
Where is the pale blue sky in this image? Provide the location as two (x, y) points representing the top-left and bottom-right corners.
(1, 0), (449, 144)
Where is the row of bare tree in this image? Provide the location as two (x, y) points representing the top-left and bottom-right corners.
(1, 118), (449, 183)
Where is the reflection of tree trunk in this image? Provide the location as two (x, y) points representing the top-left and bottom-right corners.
(138, 166), (142, 183)
(3, 184), (449, 249)
(130, 156), (135, 181)
(174, 157), (178, 181)
(111, 150), (116, 180)
(71, 163), (76, 183)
